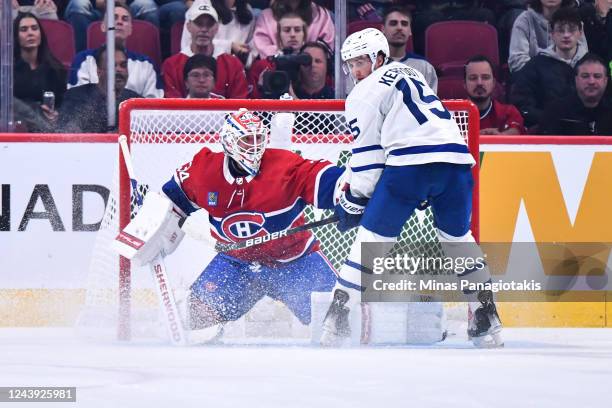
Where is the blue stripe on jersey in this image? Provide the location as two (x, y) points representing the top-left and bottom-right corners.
(337, 277), (365, 292)
(68, 49), (95, 86)
(352, 144), (383, 154)
(351, 163), (386, 173)
(261, 198), (308, 231)
(316, 166), (343, 209)
(345, 259), (374, 274)
(389, 143), (470, 156)
(161, 176), (198, 215)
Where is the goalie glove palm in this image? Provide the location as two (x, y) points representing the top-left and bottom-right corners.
(335, 189), (368, 232)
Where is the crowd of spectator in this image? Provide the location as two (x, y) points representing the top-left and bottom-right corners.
(9, 0), (612, 135)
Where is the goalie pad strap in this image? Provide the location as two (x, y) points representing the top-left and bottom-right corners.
(116, 231), (145, 250)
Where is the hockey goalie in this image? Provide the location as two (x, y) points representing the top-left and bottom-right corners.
(113, 108), (346, 343)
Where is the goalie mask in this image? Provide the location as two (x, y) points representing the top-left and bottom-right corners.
(341, 28), (389, 82)
(220, 108), (269, 176)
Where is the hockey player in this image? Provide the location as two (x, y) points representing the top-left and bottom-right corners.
(116, 109), (343, 340)
(320, 28), (503, 348)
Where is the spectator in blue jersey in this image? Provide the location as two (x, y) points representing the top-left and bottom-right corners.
(67, 3), (163, 98)
(381, 5), (437, 92)
(58, 45), (142, 133)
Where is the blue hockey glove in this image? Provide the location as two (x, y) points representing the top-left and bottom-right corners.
(335, 189), (368, 232)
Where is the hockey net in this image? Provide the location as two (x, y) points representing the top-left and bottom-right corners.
(78, 99), (479, 342)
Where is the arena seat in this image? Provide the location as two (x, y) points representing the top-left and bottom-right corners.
(425, 21), (499, 78)
(170, 20), (185, 56)
(40, 19), (75, 69)
(87, 20), (161, 68)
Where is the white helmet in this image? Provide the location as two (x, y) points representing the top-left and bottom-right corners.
(220, 108), (269, 176)
(341, 28), (389, 76)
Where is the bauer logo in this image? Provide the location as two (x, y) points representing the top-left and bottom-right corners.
(208, 192), (218, 206)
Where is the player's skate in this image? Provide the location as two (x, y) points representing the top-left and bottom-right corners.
(320, 289), (352, 346)
(468, 290), (503, 348)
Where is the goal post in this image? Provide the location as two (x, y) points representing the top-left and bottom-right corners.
(87, 98), (480, 341)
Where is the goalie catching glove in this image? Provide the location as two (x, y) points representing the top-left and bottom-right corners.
(113, 192), (185, 266)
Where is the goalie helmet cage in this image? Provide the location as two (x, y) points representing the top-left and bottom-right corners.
(114, 98), (480, 341)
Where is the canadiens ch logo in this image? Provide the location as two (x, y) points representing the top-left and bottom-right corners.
(208, 192), (218, 206)
(220, 212), (268, 241)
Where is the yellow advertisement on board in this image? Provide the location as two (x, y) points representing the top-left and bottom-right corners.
(480, 146), (612, 327)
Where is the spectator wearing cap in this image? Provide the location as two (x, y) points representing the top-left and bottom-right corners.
(253, 0), (334, 58)
(464, 55), (525, 135)
(184, 54), (224, 98)
(180, 0), (258, 68)
(67, 3), (163, 98)
(510, 7), (588, 128)
(58, 45), (142, 133)
(538, 53), (612, 135)
(162, 0), (248, 98)
(381, 5), (437, 92)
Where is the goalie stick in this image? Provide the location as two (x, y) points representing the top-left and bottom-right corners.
(212, 215), (339, 252)
(118, 135), (187, 346)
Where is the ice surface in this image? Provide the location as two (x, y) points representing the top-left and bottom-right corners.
(1, 328), (610, 408)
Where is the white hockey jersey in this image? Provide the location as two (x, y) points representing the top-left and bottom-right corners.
(68, 49), (164, 98)
(345, 61), (475, 198)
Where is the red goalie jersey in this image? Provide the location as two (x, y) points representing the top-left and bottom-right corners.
(162, 147), (342, 265)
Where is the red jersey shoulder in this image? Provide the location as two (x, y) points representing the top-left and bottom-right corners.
(261, 148), (329, 168)
(177, 147), (223, 185)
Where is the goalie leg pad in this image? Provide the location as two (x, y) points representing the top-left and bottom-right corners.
(113, 191), (185, 266)
(311, 294), (447, 345)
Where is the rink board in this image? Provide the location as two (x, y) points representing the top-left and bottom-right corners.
(1, 134), (612, 327)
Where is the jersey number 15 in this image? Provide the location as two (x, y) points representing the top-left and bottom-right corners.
(396, 78), (451, 125)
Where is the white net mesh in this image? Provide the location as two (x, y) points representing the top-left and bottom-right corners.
(78, 99), (477, 342)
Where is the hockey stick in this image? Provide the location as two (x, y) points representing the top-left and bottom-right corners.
(213, 215), (339, 252)
(118, 135), (187, 346)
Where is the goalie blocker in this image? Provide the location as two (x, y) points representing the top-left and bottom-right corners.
(113, 192), (185, 266)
